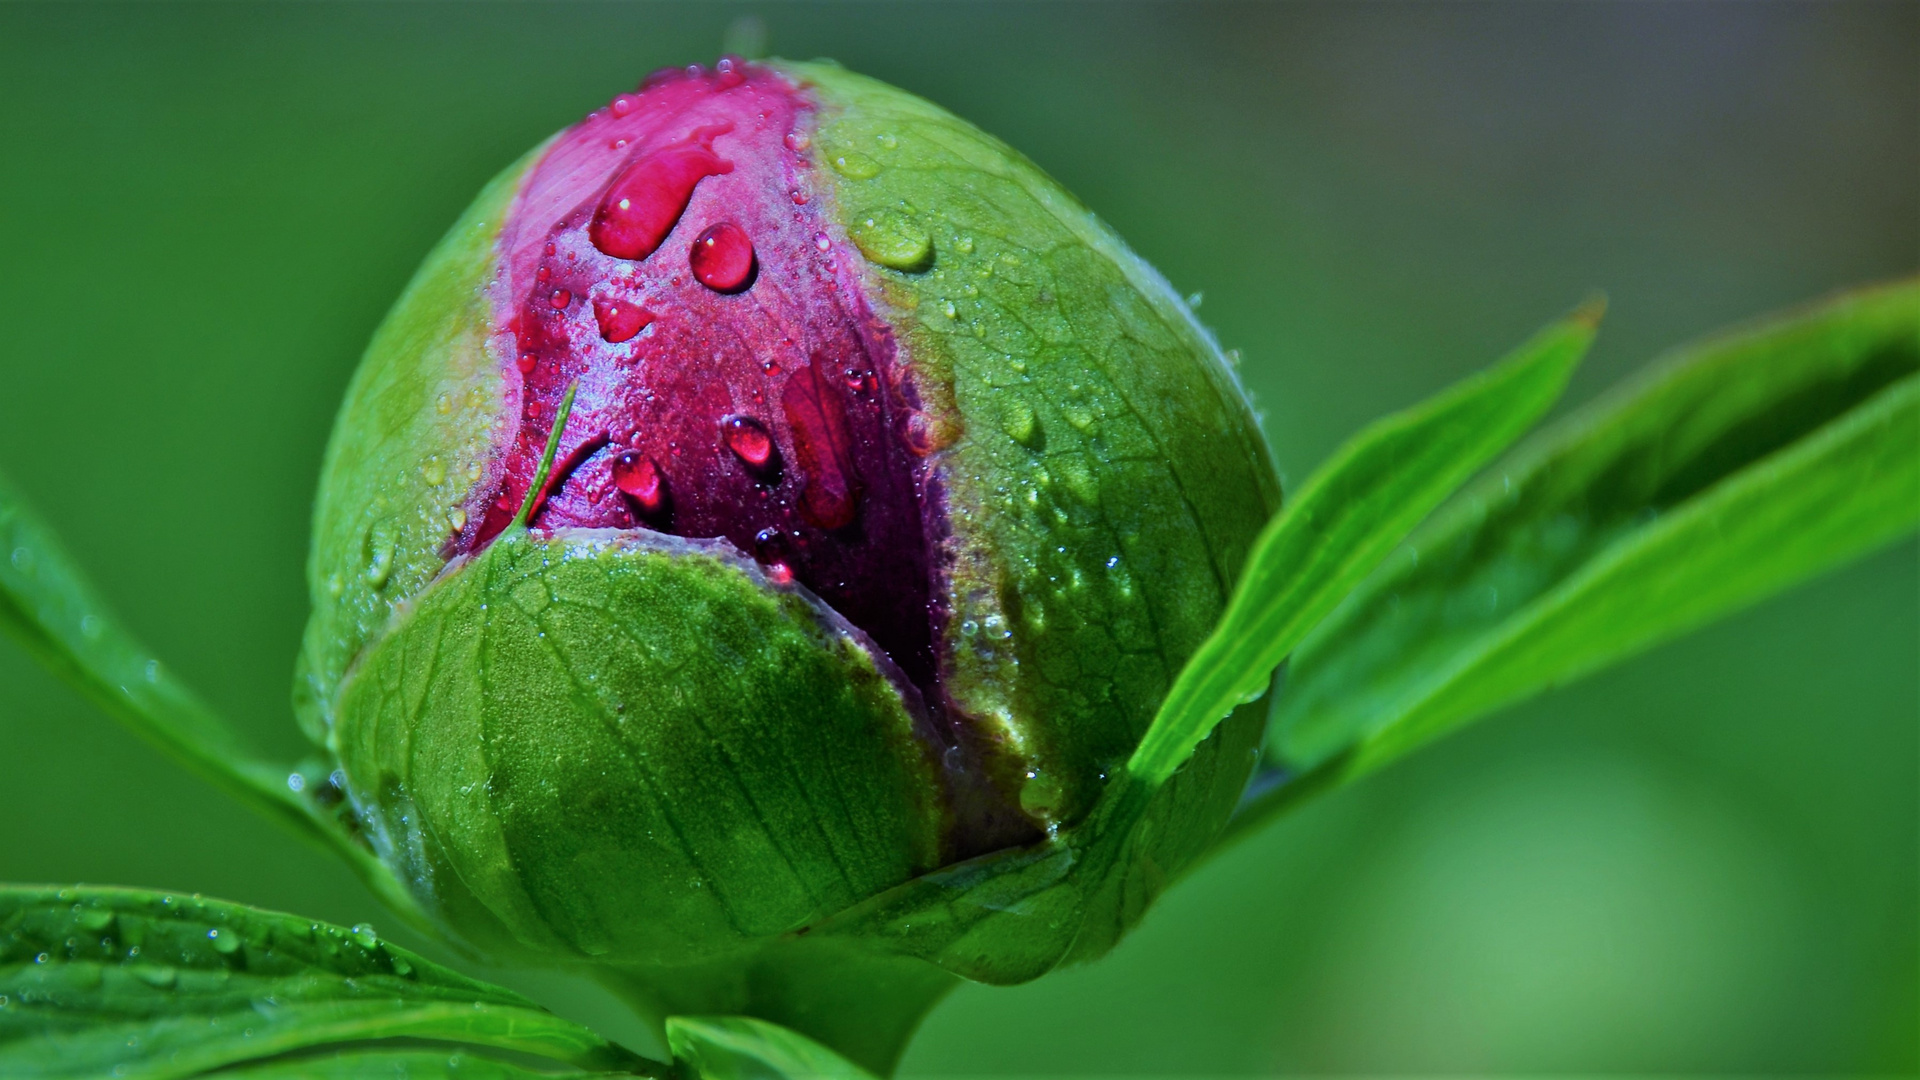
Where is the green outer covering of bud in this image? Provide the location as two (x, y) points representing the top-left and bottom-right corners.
(294, 153), (533, 744)
(295, 58), (1282, 1067)
(336, 528), (942, 966)
(800, 63), (1281, 824)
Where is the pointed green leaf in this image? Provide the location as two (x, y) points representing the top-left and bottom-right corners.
(1269, 277), (1919, 783)
(1126, 303), (1600, 786)
(666, 1015), (878, 1080)
(219, 1049), (642, 1078)
(0, 475), (418, 920)
(0, 886), (658, 1080)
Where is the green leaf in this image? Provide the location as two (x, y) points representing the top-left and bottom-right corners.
(0, 885), (658, 1080)
(218, 1049), (639, 1078)
(1268, 277), (1920, 785)
(0, 475), (419, 922)
(1126, 302), (1600, 786)
(666, 1015), (879, 1080)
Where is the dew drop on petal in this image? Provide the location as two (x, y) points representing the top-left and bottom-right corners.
(593, 297), (653, 343)
(689, 222), (756, 292)
(588, 127), (734, 260)
(611, 450), (667, 516)
(754, 526), (791, 567)
(721, 415), (776, 470)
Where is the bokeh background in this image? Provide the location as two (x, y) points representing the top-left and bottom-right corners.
(1, 3), (1914, 1074)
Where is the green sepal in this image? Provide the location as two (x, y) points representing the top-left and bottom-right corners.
(0, 885), (657, 1079)
(332, 527), (945, 968)
(788, 60), (1283, 828)
(1267, 277), (1920, 786)
(296, 145), (538, 746)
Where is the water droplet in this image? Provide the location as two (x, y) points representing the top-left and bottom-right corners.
(843, 368), (871, 394)
(286, 772), (305, 793)
(875, 132), (899, 150)
(435, 393), (453, 415)
(589, 125), (734, 260)
(851, 213), (932, 272)
(447, 507), (467, 532)
(942, 300), (958, 319)
(207, 928), (239, 955)
(754, 526), (791, 566)
(784, 131), (811, 153)
(547, 289), (572, 309)
(517, 353), (537, 375)
(830, 151), (880, 180)
(954, 235), (975, 254)
(721, 415), (777, 475)
(592, 297), (653, 343)
(391, 955), (413, 977)
(536, 265), (550, 283)
(689, 222), (756, 292)
(814, 233), (832, 252)
(349, 924), (379, 949)
(609, 94), (635, 117)
(1002, 402), (1043, 449)
(611, 451), (667, 516)
(421, 458), (446, 487)
(364, 542), (394, 588)
(715, 54), (745, 89)
(33, 953), (48, 965)
(10, 547), (33, 572)
(80, 615), (102, 640)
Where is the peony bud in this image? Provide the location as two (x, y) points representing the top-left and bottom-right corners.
(296, 59), (1280, 978)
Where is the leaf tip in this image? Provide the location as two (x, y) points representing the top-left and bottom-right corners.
(1571, 292), (1609, 331)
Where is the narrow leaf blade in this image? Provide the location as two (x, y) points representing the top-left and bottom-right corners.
(1126, 302), (1600, 786)
(666, 1016), (879, 1080)
(1270, 277), (1920, 776)
(0, 476), (416, 918)
(0, 886), (657, 1080)
(1350, 371), (1918, 776)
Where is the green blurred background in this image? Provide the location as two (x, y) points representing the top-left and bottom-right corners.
(1, 3), (1914, 1074)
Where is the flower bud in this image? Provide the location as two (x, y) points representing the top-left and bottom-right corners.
(297, 59), (1280, 972)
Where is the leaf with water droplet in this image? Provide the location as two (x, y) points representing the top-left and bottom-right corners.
(0, 886), (657, 1078)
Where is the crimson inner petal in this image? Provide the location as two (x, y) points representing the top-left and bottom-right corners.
(465, 62), (940, 694)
